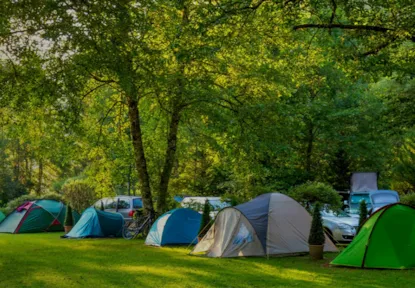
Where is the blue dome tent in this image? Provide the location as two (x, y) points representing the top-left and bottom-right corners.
(63, 207), (124, 238)
(145, 208), (201, 246)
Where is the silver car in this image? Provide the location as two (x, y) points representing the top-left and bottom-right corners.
(94, 196), (142, 220)
(322, 210), (359, 243)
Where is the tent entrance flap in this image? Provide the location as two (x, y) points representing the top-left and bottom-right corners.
(145, 208), (201, 247)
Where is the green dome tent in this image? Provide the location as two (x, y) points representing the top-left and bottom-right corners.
(0, 200), (80, 234)
(331, 203), (415, 269)
(0, 211), (5, 223)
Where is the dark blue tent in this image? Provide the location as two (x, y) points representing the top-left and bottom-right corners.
(145, 208), (201, 246)
(63, 207), (124, 238)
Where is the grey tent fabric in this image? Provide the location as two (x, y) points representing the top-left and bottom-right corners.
(351, 172), (378, 192)
(191, 193), (338, 258)
(234, 193), (271, 249)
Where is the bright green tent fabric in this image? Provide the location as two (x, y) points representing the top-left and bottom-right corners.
(0, 211), (5, 223)
(331, 204), (415, 269)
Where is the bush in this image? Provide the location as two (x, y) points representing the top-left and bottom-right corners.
(358, 200), (368, 231)
(100, 200), (105, 211)
(199, 200), (212, 238)
(289, 181), (342, 212)
(62, 179), (96, 213)
(308, 203), (325, 245)
(2, 192), (64, 215)
(401, 193), (415, 207)
(64, 205), (74, 227)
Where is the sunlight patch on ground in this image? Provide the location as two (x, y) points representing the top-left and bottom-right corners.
(251, 262), (332, 285)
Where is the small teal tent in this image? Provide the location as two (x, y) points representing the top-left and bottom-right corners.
(145, 208), (202, 246)
(64, 207), (124, 238)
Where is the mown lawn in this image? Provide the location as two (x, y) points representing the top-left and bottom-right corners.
(0, 233), (414, 288)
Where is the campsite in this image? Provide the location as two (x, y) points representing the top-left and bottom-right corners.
(1, 1), (415, 287)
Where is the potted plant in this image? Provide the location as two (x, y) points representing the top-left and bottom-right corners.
(198, 200), (212, 242)
(308, 203), (325, 260)
(64, 204), (74, 233)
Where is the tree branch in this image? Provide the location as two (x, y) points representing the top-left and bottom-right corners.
(81, 83), (108, 101)
(361, 38), (397, 57)
(294, 24), (392, 32)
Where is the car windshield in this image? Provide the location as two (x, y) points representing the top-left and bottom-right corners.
(349, 194), (372, 213)
(372, 193), (398, 205)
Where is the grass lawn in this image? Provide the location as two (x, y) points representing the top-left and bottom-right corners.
(0, 233), (414, 288)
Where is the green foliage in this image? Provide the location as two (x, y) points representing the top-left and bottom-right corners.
(289, 182), (342, 212)
(2, 193), (64, 215)
(62, 179), (96, 213)
(64, 205), (74, 227)
(0, 0), (414, 212)
(401, 193), (415, 208)
(391, 131), (415, 193)
(199, 201), (212, 237)
(308, 203), (325, 246)
(358, 200), (368, 231)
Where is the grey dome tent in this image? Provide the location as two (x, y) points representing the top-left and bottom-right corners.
(191, 193), (338, 257)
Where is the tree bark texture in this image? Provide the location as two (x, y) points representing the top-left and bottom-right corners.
(127, 95), (154, 213)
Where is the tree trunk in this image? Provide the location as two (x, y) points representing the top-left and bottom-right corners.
(157, 108), (181, 213)
(126, 95), (154, 214)
(156, 2), (188, 213)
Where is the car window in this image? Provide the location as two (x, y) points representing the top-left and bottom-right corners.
(118, 199), (130, 209)
(133, 198), (142, 209)
(105, 199), (117, 209)
(372, 194), (398, 204)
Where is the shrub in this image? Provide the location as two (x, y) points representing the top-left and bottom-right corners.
(2, 192), (64, 215)
(198, 200), (212, 238)
(62, 179), (96, 213)
(358, 200), (368, 231)
(308, 203), (325, 245)
(100, 200), (105, 211)
(64, 205), (74, 227)
(221, 193), (243, 206)
(289, 181), (342, 212)
(401, 193), (415, 207)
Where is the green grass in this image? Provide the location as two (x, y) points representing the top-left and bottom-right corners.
(0, 233), (414, 288)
